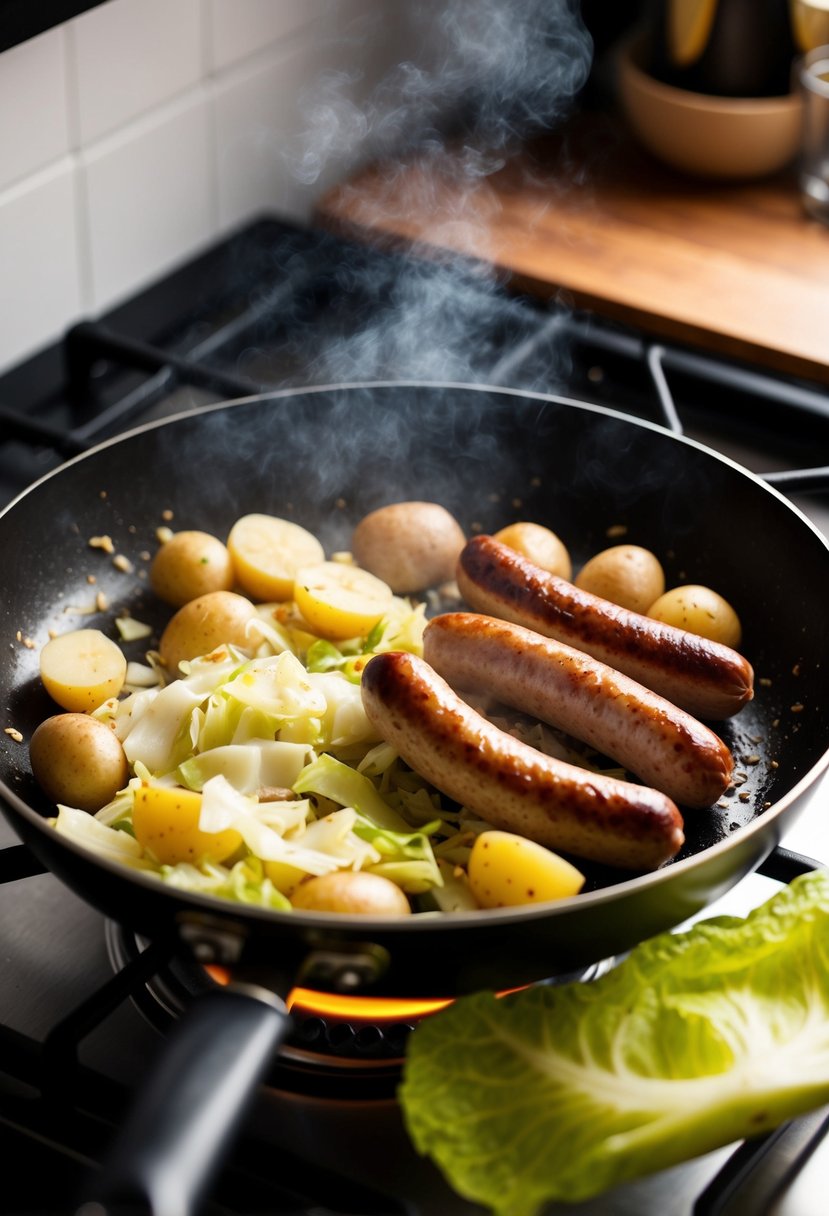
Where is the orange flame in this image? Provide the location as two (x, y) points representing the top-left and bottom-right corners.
(204, 965), (522, 1023)
(204, 964), (453, 1020)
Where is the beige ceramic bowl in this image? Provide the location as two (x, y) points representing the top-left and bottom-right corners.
(617, 35), (804, 180)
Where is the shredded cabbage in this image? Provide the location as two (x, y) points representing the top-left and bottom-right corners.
(53, 805), (148, 867)
(56, 584), (453, 911)
(294, 753), (411, 833)
(158, 857), (292, 910)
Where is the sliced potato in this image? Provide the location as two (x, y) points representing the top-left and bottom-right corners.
(159, 590), (257, 673)
(647, 584), (742, 647)
(228, 514), (324, 602)
(294, 561), (393, 639)
(290, 870), (412, 916)
(494, 521), (572, 580)
(40, 628), (127, 712)
(575, 544), (665, 613)
(467, 830), (585, 908)
(351, 502), (465, 593)
(264, 859), (308, 897)
(150, 529), (234, 607)
(132, 784), (243, 865)
(30, 713), (128, 812)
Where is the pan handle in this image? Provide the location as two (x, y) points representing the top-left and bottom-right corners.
(76, 983), (289, 1216)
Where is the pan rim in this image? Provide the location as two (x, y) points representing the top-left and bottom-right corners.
(2, 377), (828, 551)
(1, 749), (828, 935)
(1, 379), (827, 935)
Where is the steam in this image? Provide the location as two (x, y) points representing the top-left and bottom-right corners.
(291, 0), (593, 183)
(275, 0), (594, 393)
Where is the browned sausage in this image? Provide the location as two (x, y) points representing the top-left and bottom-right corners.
(360, 650), (685, 871)
(456, 535), (754, 720)
(423, 612), (733, 809)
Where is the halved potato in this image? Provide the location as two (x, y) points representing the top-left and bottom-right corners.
(228, 514), (324, 602)
(294, 562), (393, 639)
(40, 628), (127, 712)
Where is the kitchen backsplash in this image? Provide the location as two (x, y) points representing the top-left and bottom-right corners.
(0, 0), (406, 373)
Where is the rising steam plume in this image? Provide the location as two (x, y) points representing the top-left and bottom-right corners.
(278, 0), (594, 390)
(291, 0), (593, 181)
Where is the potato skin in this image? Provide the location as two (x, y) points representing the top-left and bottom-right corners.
(494, 522), (572, 580)
(30, 713), (128, 812)
(150, 530), (234, 607)
(351, 502), (466, 594)
(290, 870), (412, 916)
(647, 584), (742, 647)
(159, 590), (257, 672)
(575, 544), (665, 613)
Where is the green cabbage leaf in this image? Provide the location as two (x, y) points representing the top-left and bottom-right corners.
(400, 870), (829, 1216)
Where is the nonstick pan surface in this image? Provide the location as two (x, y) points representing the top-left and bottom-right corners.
(1, 381), (827, 997)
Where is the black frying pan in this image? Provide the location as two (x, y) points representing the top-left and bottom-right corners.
(1, 383), (828, 1213)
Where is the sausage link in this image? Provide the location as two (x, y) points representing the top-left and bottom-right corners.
(361, 651), (685, 872)
(423, 613), (733, 809)
(456, 535), (754, 721)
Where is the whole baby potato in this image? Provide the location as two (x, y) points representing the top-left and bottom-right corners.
(494, 521), (572, 580)
(575, 544), (665, 613)
(290, 870), (412, 917)
(150, 530), (234, 607)
(159, 590), (258, 673)
(30, 713), (129, 812)
(647, 584), (742, 647)
(351, 502), (466, 594)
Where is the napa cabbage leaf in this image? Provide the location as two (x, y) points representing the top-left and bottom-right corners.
(400, 869), (829, 1216)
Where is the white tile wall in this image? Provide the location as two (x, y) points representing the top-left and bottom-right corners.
(71, 0), (203, 145)
(0, 161), (82, 369)
(0, 0), (407, 375)
(213, 36), (338, 232)
(208, 0), (331, 72)
(0, 28), (71, 193)
(82, 89), (214, 311)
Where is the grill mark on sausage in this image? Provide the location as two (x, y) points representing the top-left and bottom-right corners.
(423, 612), (733, 809)
(361, 650), (685, 871)
(457, 536), (754, 721)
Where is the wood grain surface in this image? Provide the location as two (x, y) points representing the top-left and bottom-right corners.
(316, 117), (829, 383)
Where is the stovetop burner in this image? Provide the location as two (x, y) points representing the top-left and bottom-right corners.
(104, 919), (614, 1099)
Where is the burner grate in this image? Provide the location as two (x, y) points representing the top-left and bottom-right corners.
(0, 837), (826, 1212)
(1, 216), (828, 507)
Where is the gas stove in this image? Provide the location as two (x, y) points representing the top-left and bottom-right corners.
(1, 215), (828, 1215)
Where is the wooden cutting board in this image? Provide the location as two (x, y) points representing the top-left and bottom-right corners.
(315, 116), (829, 385)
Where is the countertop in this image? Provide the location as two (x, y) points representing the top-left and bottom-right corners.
(316, 115), (829, 384)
